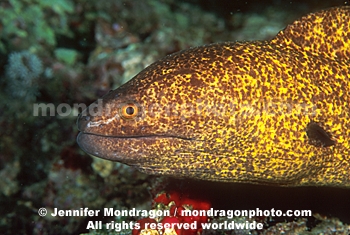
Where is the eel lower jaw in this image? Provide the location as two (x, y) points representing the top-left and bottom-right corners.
(77, 132), (141, 163)
(77, 132), (195, 163)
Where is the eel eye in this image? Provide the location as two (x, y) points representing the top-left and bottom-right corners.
(120, 102), (138, 119)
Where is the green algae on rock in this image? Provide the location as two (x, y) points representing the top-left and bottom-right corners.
(77, 6), (350, 187)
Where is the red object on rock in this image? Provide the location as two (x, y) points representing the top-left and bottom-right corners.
(134, 191), (211, 235)
(153, 192), (170, 205)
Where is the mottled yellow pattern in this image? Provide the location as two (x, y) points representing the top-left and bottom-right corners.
(77, 6), (350, 187)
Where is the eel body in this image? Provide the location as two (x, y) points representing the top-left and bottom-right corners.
(77, 6), (350, 187)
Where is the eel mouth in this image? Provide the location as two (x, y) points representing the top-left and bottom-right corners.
(77, 132), (154, 163)
(77, 132), (194, 163)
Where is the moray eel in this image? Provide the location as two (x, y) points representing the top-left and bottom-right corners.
(77, 6), (350, 187)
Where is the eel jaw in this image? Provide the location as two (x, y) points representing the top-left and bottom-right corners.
(76, 132), (141, 164)
(77, 132), (194, 165)
(77, 132), (109, 160)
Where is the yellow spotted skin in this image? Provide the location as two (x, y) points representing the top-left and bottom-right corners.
(77, 7), (350, 187)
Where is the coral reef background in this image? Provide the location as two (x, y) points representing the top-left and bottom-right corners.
(0, 0), (349, 234)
